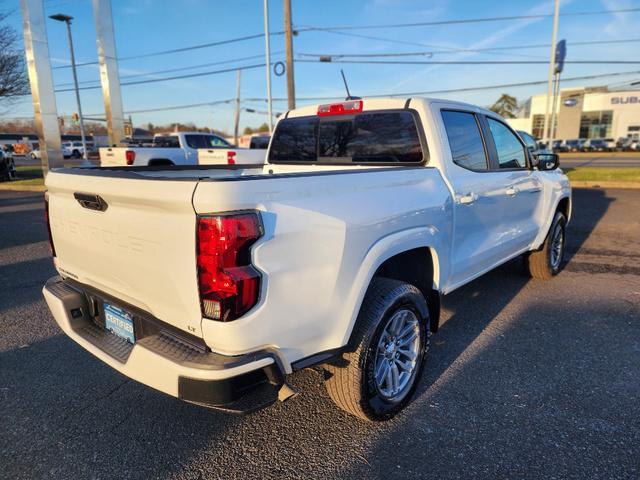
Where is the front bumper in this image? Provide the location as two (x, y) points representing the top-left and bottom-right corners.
(43, 276), (284, 412)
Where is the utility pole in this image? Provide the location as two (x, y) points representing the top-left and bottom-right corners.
(50, 13), (88, 162)
(234, 69), (241, 145)
(542, 0), (560, 147)
(263, 0), (273, 133)
(283, 0), (295, 110)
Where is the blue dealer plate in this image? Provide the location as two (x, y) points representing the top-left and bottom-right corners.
(104, 303), (135, 344)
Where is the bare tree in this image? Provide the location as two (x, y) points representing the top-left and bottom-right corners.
(0, 11), (29, 106)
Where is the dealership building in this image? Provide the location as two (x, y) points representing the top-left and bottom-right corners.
(507, 86), (640, 141)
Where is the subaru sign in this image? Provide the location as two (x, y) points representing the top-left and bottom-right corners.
(611, 96), (639, 104)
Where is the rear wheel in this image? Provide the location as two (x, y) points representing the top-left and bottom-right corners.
(324, 278), (429, 421)
(527, 211), (566, 279)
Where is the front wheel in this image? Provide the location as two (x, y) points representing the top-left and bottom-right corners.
(324, 278), (429, 421)
(527, 211), (567, 279)
(72, 149), (81, 159)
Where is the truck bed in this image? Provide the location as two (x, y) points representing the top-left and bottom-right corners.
(45, 163), (451, 356)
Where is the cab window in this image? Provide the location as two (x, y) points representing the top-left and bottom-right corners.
(487, 118), (527, 169)
(441, 110), (488, 171)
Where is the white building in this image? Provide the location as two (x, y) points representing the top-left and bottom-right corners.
(507, 86), (640, 141)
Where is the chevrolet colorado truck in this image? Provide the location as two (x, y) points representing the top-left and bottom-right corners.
(43, 98), (571, 421)
(100, 132), (264, 167)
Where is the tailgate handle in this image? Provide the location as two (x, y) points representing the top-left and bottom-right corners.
(74, 192), (108, 212)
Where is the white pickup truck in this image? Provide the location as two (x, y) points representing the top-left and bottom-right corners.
(43, 98), (571, 421)
(100, 131), (264, 167)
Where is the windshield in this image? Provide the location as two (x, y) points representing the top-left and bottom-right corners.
(268, 111), (424, 164)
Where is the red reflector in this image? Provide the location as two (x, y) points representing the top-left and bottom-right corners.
(44, 192), (56, 258)
(125, 150), (135, 165)
(227, 151), (236, 165)
(317, 100), (363, 116)
(197, 213), (263, 321)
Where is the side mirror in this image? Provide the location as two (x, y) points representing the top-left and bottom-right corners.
(536, 152), (559, 171)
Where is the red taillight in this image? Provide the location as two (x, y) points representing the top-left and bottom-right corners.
(317, 100), (363, 116)
(197, 212), (263, 321)
(44, 192), (56, 258)
(227, 151), (236, 165)
(125, 150), (135, 165)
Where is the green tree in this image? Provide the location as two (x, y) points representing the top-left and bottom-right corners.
(490, 94), (518, 119)
(257, 122), (269, 132)
(243, 126), (254, 135)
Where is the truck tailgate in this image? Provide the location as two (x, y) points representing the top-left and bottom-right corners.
(46, 170), (203, 337)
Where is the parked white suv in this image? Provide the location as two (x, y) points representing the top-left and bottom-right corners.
(43, 97), (571, 420)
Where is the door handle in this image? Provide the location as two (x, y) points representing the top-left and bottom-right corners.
(457, 192), (478, 205)
(505, 186), (519, 196)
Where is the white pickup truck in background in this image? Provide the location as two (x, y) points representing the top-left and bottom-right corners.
(99, 131), (265, 166)
(43, 97), (571, 421)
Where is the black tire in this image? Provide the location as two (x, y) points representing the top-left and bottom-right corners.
(324, 278), (429, 421)
(528, 211), (567, 279)
(72, 149), (81, 159)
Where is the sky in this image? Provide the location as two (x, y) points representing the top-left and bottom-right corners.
(3, 0), (640, 133)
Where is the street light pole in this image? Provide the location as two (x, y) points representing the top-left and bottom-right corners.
(50, 13), (88, 163)
(542, 0), (560, 147)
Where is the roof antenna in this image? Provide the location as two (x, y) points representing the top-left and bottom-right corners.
(341, 69), (361, 101)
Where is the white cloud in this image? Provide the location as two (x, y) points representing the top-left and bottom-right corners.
(601, 0), (636, 38)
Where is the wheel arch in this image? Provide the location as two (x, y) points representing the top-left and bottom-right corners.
(556, 195), (571, 222)
(147, 158), (175, 166)
(340, 227), (446, 349)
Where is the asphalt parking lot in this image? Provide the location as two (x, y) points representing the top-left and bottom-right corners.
(1, 187), (639, 479)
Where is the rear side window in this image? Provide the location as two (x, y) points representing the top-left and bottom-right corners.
(185, 135), (209, 149)
(154, 136), (179, 147)
(487, 118), (527, 169)
(441, 110), (488, 171)
(268, 111), (423, 164)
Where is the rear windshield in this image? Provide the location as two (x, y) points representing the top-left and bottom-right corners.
(268, 111), (424, 164)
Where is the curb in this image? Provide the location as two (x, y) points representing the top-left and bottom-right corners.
(570, 181), (640, 189)
(0, 184), (45, 192)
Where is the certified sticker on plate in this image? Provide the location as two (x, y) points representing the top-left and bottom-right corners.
(104, 303), (135, 344)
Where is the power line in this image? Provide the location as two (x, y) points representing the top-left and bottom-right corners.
(298, 58), (640, 66)
(16, 70), (640, 116)
(243, 69), (640, 102)
(303, 7), (640, 31)
(299, 51), (435, 59)
(55, 52), (285, 88)
(123, 99), (235, 114)
(48, 7), (640, 70)
(298, 37), (640, 59)
(54, 63), (267, 93)
(303, 29), (547, 59)
(52, 32), (285, 70)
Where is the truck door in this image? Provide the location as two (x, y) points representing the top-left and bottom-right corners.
(481, 116), (543, 254)
(440, 109), (513, 288)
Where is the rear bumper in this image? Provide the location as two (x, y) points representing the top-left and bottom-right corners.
(43, 276), (284, 412)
